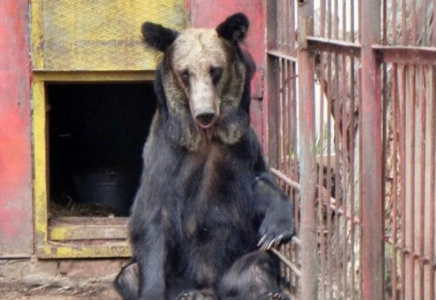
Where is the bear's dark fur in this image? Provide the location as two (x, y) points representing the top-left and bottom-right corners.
(115, 13), (294, 300)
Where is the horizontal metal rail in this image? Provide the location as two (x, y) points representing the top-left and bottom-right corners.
(373, 45), (436, 65)
(385, 237), (436, 267)
(270, 168), (361, 224)
(271, 248), (302, 278)
(272, 41), (436, 65)
(266, 50), (298, 62)
(270, 168), (300, 189)
(307, 36), (361, 56)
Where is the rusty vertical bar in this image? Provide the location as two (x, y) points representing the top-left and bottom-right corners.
(349, 40), (356, 300)
(279, 58), (285, 169)
(349, 2), (356, 296)
(264, 0), (279, 167)
(341, 53), (348, 297)
(284, 62), (289, 175)
(320, 0), (326, 37)
(281, 59), (286, 172)
(326, 51), (334, 300)
(287, 61), (293, 175)
(334, 0), (338, 40)
(279, 0), (285, 52)
(278, 0), (283, 52)
(391, 64), (399, 300)
(333, 54), (341, 296)
(358, 0), (362, 42)
(391, 0), (398, 44)
(283, 0), (290, 176)
(429, 62), (436, 300)
(411, 0), (417, 45)
(342, 0), (346, 41)
(409, 66), (417, 300)
(290, 0), (296, 48)
(381, 6), (388, 290)
(318, 52), (326, 300)
(285, 0), (290, 53)
(350, 0), (355, 42)
(358, 67), (363, 299)
(418, 67), (425, 300)
(290, 1), (298, 174)
(327, 0), (332, 39)
(401, 0), (407, 45)
(360, 0), (383, 299)
(400, 65), (407, 299)
(297, 0), (317, 299)
(431, 6), (436, 298)
(333, 1), (340, 294)
(381, 2), (388, 299)
(325, 1), (333, 290)
(434, 0), (436, 48)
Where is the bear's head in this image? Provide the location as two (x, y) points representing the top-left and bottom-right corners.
(142, 13), (255, 151)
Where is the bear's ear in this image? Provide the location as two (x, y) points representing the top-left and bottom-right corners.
(141, 22), (179, 52)
(216, 13), (249, 44)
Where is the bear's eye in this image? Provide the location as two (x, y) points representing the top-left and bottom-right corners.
(210, 67), (223, 84)
(179, 70), (190, 85)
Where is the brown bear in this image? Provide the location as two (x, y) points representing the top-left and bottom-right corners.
(115, 13), (294, 300)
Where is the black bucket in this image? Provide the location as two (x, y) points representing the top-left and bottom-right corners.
(72, 167), (141, 216)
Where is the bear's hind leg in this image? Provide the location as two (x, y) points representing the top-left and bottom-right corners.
(114, 261), (139, 300)
(219, 250), (290, 300)
(175, 289), (217, 300)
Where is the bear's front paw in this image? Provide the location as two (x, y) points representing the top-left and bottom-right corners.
(258, 213), (295, 250)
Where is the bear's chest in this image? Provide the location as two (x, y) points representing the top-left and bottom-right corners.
(179, 145), (255, 205)
(176, 147), (256, 240)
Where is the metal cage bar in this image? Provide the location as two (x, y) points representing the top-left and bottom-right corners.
(360, 1), (384, 299)
(264, 0), (436, 298)
(297, 1), (318, 299)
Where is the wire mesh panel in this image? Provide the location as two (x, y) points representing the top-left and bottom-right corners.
(33, 0), (185, 71)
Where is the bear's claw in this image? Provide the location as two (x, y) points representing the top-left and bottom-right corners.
(264, 292), (291, 300)
(258, 230), (294, 250)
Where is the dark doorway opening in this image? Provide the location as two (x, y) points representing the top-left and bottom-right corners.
(47, 83), (156, 217)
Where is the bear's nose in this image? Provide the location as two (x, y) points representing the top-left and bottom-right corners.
(196, 113), (216, 128)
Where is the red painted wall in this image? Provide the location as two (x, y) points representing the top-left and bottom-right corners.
(0, 1), (33, 257)
(189, 0), (264, 139)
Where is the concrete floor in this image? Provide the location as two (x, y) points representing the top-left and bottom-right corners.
(0, 283), (121, 300)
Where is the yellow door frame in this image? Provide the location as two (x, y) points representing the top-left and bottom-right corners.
(30, 0), (185, 258)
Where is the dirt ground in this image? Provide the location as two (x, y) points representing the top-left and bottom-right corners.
(0, 282), (121, 300)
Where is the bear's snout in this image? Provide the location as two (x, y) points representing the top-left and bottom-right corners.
(189, 83), (220, 129)
(195, 110), (216, 129)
